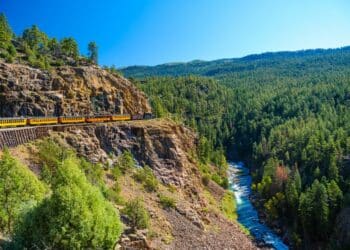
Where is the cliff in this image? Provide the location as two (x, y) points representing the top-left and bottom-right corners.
(0, 62), (150, 117)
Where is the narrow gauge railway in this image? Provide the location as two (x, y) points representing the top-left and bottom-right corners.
(0, 113), (153, 128)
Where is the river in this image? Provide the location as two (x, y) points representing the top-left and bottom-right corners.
(228, 162), (289, 250)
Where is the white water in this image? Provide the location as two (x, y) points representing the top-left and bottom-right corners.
(228, 162), (289, 250)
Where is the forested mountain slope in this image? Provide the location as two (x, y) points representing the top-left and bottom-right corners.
(124, 48), (350, 249)
(122, 46), (350, 79)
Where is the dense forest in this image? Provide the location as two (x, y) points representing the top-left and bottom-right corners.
(124, 49), (350, 249)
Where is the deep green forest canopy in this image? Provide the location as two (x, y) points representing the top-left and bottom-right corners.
(125, 48), (350, 249)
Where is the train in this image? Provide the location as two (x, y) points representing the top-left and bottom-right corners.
(0, 113), (153, 128)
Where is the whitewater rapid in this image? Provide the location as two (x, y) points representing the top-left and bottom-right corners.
(228, 162), (289, 250)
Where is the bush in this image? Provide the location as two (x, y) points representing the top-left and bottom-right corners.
(37, 139), (72, 184)
(202, 174), (210, 186)
(122, 198), (150, 231)
(158, 194), (176, 209)
(115, 150), (135, 173)
(12, 156), (122, 249)
(221, 191), (237, 221)
(133, 166), (158, 192)
(0, 149), (46, 235)
(104, 188), (125, 205)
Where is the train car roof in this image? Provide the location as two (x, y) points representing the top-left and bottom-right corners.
(0, 117), (27, 120)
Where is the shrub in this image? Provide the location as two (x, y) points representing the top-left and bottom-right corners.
(201, 174), (210, 186)
(221, 191), (237, 221)
(158, 194), (176, 209)
(115, 150), (135, 173)
(122, 198), (150, 231)
(133, 166), (158, 192)
(0, 149), (46, 235)
(12, 156), (122, 249)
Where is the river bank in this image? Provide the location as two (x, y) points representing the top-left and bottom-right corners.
(228, 162), (289, 250)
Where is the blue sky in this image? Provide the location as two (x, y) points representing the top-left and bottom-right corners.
(1, 0), (350, 67)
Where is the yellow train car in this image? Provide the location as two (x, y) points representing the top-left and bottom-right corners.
(0, 118), (27, 128)
(28, 117), (58, 125)
(111, 114), (131, 121)
(59, 116), (85, 124)
(85, 116), (111, 123)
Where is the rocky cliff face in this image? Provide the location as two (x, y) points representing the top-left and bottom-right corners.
(0, 62), (150, 117)
(60, 120), (194, 187)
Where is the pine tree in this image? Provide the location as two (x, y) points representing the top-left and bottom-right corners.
(328, 155), (339, 182)
(314, 181), (329, 237)
(60, 37), (79, 59)
(88, 41), (98, 64)
(0, 13), (12, 49)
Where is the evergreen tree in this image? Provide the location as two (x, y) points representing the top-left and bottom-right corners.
(328, 155), (339, 182)
(22, 25), (48, 51)
(60, 37), (79, 59)
(88, 41), (98, 64)
(0, 13), (12, 49)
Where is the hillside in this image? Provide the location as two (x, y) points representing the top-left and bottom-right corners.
(122, 46), (350, 79)
(123, 47), (350, 249)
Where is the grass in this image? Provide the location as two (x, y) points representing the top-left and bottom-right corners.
(158, 194), (176, 209)
(220, 191), (237, 221)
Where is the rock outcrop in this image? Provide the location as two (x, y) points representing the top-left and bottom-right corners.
(60, 120), (194, 187)
(0, 62), (150, 117)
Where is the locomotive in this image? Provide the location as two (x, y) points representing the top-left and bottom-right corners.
(0, 113), (153, 128)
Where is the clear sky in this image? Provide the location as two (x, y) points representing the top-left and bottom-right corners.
(1, 0), (350, 67)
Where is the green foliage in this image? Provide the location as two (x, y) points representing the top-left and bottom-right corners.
(0, 13), (89, 68)
(264, 192), (286, 221)
(37, 139), (72, 184)
(220, 191), (237, 221)
(0, 13), (13, 49)
(0, 149), (46, 236)
(158, 194), (176, 209)
(133, 166), (159, 192)
(122, 198), (150, 231)
(298, 180), (330, 239)
(12, 155), (122, 249)
(22, 25), (48, 51)
(60, 37), (79, 59)
(115, 150), (136, 173)
(88, 41), (98, 64)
